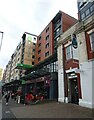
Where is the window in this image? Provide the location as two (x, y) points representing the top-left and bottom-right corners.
(34, 37), (36, 40)
(38, 57), (41, 62)
(86, 9), (90, 16)
(45, 43), (49, 48)
(81, 13), (85, 20)
(56, 37), (60, 41)
(39, 36), (41, 40)
(38, 50), (41, 54)
(33, 43), (36, 45)
(56, 28), (60, 33)
(90, 4), (94, 12)
(46, 27), (49, 33)
(45, 51), (49, 57)
(32, 55), (35, 58)
(90, 32), (94, 51)
(17, 58), (19, 61)
(46, 35), (49, 40)
(32, 62), (34, 65)
(38, 43), (41, 47)
(66, 45), (73, 60)
(79, 1), (87, 9)
(33, 49), (35, 52)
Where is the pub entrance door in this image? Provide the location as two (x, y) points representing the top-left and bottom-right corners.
(68, 78), (79, 104)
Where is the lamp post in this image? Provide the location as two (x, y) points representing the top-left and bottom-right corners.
(0, 31), (4, 51)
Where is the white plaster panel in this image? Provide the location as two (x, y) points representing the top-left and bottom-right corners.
(79, 61), (94, 108)
(77, 32), (88, 63)
(58, 69), (65, 102)
(57, 45), (63, 70)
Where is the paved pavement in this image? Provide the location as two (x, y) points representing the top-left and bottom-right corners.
(1, 98), (93, 119)
(0, 92), (2, 120)
(0, 102), (2, 120)
(2, 98), (23, 119)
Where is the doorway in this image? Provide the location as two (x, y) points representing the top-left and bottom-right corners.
(68, 78), (79, 104)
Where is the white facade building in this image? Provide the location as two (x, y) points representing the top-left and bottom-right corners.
(58, 13), (94, 108)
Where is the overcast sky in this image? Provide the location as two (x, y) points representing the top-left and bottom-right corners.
(0, 0), (78, 69)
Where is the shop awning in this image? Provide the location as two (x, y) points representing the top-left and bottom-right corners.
(2, 79), (21, 88)
(21, 69), (50, 81)
(15, 63), (32, 70)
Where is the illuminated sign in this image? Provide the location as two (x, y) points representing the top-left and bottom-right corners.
(26, 34), (37, 43)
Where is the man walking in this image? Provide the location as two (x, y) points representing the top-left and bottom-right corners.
(5, 91), (10, 105)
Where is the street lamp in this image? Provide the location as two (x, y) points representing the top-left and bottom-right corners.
(0, 31), (4, 51)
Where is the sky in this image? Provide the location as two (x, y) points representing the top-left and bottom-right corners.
(0, 0), (78, 70)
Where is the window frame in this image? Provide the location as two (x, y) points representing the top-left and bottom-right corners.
(45, 43), (49, 48)
(66, 45), (73, 60)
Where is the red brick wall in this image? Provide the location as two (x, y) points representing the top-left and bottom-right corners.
(35, 22), (53, 64)
(35, 12), (78, 65)
(62, 12), (77, 32)
(65, 59), (79, 70)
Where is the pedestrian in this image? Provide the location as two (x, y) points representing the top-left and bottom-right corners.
(5, 91), (10, 105)
(2, 90), (4, 97)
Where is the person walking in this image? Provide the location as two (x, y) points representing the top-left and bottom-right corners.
(5, 91), (10, 105)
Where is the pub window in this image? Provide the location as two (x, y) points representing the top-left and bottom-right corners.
(66, 45), (73, 60)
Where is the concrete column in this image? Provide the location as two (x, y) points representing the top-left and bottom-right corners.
(57, 45), (65, 102)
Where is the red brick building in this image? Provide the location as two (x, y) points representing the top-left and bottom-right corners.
(35, 11), (77, 64)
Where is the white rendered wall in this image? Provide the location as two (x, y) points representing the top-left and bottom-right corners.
(77, 32), (88, 63)
(79, 61), (94, 108)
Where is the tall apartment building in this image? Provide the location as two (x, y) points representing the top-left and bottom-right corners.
(21, 32), (37, 65)
(0, 68), (3, 80)
(4, 32), (37, 82)
(35, 11), (77, 64)
(2, 69), (6, 82)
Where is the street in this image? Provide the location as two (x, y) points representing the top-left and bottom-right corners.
(1, 97), (93, 119)
(0, 102), (2, 120)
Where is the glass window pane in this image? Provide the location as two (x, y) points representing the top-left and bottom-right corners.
(66, 45), (72, 60)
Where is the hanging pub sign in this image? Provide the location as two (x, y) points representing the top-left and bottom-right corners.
(72, 33), (78, 49)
